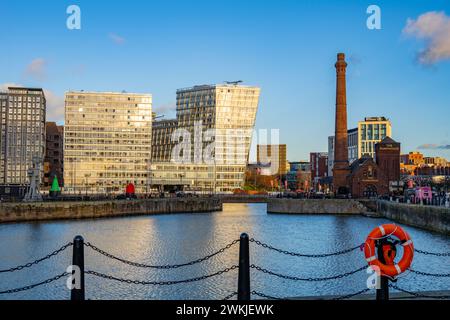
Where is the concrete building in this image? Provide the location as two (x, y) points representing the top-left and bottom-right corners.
(0, 87), (46, 198)
(257, 144), (287, 175)
(64, 91), (152, 194)
(150, 83), (260, 193)
(43, 122), (64, 188)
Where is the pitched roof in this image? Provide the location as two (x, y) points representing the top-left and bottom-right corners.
(378, 136), (398, 144)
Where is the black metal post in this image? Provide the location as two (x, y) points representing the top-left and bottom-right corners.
(238, 233), (250, 300)
(376, 240), (389, 301)
(71, 235), (85, 301)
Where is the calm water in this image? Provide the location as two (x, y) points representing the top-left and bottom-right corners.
(0, 203), (449, 300)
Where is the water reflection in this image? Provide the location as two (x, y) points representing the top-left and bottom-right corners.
(0, 203), (448, 300)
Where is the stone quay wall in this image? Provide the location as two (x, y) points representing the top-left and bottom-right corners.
(0, 198), (222, 223)
(267, 198), (371, 215)
(377, 200), (450, 235)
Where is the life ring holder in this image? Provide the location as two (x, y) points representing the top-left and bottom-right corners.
(364, 224), (414, 279)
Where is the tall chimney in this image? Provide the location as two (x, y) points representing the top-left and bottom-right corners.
(333, 53), (350, 194)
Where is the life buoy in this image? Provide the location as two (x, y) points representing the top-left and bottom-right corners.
(364, 224), (414, 277)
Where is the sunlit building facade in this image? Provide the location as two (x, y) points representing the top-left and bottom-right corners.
(0, 87), (46, 197)
(151, 83), (260, 193)
(64, 91), (152, 194)
(151, 119), (178, 162)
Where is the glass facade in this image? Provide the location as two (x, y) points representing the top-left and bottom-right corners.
(151, 84), (260, 193)
(64, 91), (152, 194)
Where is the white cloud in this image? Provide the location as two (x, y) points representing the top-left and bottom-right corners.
(44, 89), (64, 123)
(0, 82), (21, 91)
(25, 58), (47, 80)
(418, 143), (450, 150)
(108, 33), (126, 45)
(403, 11), (450, 64)
(153, 102), (176, 115)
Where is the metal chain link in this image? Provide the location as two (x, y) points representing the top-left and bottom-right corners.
(84, 239), (239, 269)
(0, 272), (69, 295)
(414, 249), (450, 257)
(251, 290), (285, 300)
(249, 238), (362, 258)
(409, 269), (450, 277)
(250, 264), (366, 281)
(222, 292), (238, 300)
(86, 265), (238, 286)
(332, 288), (371, 300)
(0, 242), (73, 273)
(389, 284), (450, 299)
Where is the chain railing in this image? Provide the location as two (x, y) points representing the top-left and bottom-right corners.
(250, 264), (367, 282)
(0, 242), (73, 273)
(389, 284), (450, 300)
(85, 265), (238, 286)
(250, 238), (362, 258)
(84, 239), (239, 269)
(0, 233), (448, 300)
(0, 272), (69, 295)
(414, 249), (450, 257)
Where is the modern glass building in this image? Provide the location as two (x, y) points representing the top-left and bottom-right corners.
(0, 87), (46, 198)
(64, 91), (152, 194)
(151, 83), (261, 193)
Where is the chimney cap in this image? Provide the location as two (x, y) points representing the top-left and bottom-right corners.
(337, 53), (345, 60)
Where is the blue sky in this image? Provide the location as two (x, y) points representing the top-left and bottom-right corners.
(1, 0), (450, 161)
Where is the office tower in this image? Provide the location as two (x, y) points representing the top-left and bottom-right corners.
(0, 87), (46, 198)
(64, 91), (152, 194)
(151, 83), (260, 193)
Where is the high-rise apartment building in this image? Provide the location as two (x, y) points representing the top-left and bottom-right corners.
(0, 87), (46, 197)
(64, 91), (152, 194)
(150, 83), (260, 193)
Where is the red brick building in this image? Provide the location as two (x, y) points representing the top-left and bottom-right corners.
(348, 137), (400, 198)
(43, 122), (64, 188)
(310, 152), (328, 191)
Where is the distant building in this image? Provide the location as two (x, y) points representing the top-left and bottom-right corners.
(246, 163), (273, 176)
(310, 152), (328, 191)
(0, 87), (46, 198)
(43, 122), (64, 188)
(286, 161), (310, 190)
(424, 157), (447, 166)
(64, 91), (153, 194)
(400, 151), (425, 175)
(401, 151), (424, 166)
(328, 117), (392, 176)
(257, 144), (287, 175)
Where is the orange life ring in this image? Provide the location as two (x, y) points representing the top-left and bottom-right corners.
(364, 224), (414, 277)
